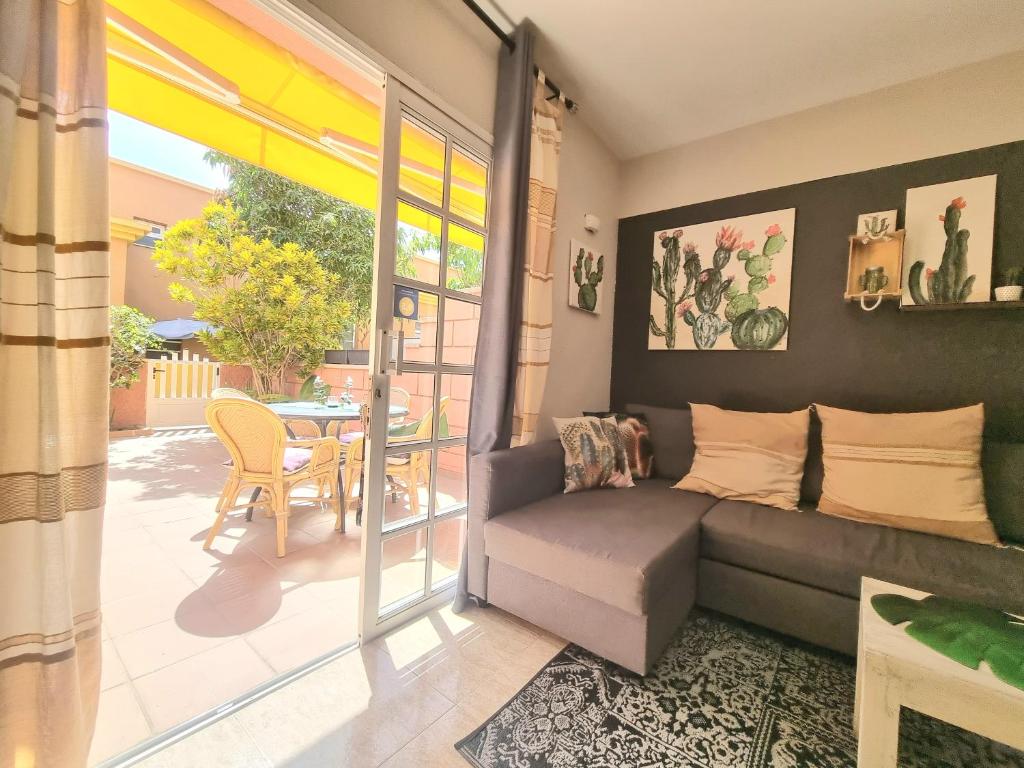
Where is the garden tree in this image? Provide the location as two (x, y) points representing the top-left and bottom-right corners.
(153, 200), (347, 397)
(207, 151), (406, 332)
(109, 304), (160, 425)
(110, 304), (159, 388)
(204, 152), (483, 331)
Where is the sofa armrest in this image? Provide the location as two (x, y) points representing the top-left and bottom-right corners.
(466, 439), (564, 599)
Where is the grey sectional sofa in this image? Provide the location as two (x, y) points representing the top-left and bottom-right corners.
(466, 404), (1024, 675)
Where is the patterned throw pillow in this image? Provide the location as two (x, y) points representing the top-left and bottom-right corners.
(553, 416), (635, 493)
(583, 411), (654, 479)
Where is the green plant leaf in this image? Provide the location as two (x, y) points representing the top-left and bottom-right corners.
(871, 593), (1024, 691)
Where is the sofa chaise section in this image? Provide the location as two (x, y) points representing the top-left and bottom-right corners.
(469, 441), (716, 674)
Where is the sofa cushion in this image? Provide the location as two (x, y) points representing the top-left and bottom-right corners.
(626, 403), (695, 481)
(700, 499), (1024, 615)
(485, 478), (714, 616)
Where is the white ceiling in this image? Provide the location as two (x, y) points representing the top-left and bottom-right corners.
(485, 0), (1024, 159)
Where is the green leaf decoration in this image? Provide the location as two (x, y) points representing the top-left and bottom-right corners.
(871, 593), (1024, 692)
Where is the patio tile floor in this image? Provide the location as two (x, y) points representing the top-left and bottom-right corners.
(91, 428), (466, 766)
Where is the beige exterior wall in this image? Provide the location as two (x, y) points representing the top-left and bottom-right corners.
(108, 159), (216, 320)
(619, 50), (1024, 218)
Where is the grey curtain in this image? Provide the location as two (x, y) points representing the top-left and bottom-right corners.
(454, 23), (535, 612)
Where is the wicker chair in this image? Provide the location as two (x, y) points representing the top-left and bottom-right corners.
(204, 398), (342, 557)
(389, 387), (411, 426)
(211, 387), (251, 400)
(284, 419), (322, 439)
(343, 397), (449, 515)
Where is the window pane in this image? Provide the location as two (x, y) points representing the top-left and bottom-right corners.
(446, 223), (484, 294)
(436, 445), (467, 514)
(380, 528), (427, 613)
(382, 448), (432, 530)
(396, 202), (442, 285)
(451, 146), (487, 227)
(399, 114), (445, 208)
(431, 515), (466, 590)
(441, 297), (479, 366)
(439, 374), (470, 439)
(387, 372), (434, 446)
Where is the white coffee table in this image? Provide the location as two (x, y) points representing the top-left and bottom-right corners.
(855, 577), (1024, 767)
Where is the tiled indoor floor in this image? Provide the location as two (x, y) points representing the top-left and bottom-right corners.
(131, 603), (565, 768)
(92, 429), (468, 766)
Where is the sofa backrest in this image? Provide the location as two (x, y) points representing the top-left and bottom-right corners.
(626, 402), (1024, 545)
(626, 403), (695, 481)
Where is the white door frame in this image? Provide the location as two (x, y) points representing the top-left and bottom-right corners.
(359, 76), (490, 642)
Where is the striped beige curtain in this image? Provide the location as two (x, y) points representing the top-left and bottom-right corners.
(0, 1), (109, 765)
(512, 75), (564, 446)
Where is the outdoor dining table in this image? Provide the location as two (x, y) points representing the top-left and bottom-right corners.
(264, 401), (409, 437)
(244, 401), (410, 522)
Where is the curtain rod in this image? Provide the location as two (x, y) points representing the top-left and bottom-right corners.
(461, 0), (578, 113)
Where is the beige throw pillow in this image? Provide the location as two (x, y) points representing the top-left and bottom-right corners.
(553, 416), (635, 493)
(815, 403), (998, 545)
(674, 404), (809, 511)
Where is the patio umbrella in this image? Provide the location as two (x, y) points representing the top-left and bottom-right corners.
(150, 318), (216, 341)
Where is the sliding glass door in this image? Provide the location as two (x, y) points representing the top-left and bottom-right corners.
(359, 76), (490, 640)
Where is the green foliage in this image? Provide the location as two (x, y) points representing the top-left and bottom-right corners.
(153, 200), (347, 397)
(871, 593), (1024, 691)
(110, 305), (159, 389)
(206, 151), (381, 332)
(396, 229), (483, 291)
(686, 239), (734, 350)
(908, 198), (975, 305)
(723, 226), (789, 350)
(572, 246), (604, 311)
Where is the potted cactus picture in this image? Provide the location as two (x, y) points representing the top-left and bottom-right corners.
(902, 176), (996, 306)
(649, 208), (795, 351)
(568, 240), (605, 314)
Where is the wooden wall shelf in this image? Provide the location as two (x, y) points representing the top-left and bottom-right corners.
(900, 300), (1024, 312)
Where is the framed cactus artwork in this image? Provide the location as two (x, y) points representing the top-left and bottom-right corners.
(648, 208), (796, 351)
(569, 239), (604, 313)
(901, 175), (996, 306)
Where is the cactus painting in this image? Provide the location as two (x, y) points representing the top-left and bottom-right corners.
(649, 209), (795, 351)
(568, 239), (605, 314)
(902, 176), (996, 306)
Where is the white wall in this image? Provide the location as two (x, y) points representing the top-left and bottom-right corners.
(619, 50), (1024, 218)
(535, 117), (621, 440)
(301, 0), (500, 135)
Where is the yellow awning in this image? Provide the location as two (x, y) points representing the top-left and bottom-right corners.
(106, 0), (486, 244)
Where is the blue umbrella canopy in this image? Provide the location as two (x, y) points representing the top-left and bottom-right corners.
(149, 318), (216, 341)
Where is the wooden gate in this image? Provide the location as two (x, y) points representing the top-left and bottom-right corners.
(145, 350), (220, 427)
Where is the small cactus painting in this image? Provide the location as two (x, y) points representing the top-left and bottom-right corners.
(569, 239), (605, 314)
(901, 176), (996, 306)
(649, 209), (795, 351)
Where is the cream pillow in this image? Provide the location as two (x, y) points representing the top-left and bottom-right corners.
(815, 403), (998, 545)
(553, 416), (635, 494)
(674, 404), (809, 511)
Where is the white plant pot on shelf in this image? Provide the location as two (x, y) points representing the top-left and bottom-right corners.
(994, 285), (1023, 301)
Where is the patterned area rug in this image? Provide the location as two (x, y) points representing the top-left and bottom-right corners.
(455, 609), (1024, 767)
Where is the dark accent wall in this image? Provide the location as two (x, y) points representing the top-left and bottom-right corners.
(611, 141), (1024, 440)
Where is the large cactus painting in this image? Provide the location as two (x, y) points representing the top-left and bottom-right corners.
(901, 176), (996, 306)
(649, 208), (795, 351)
